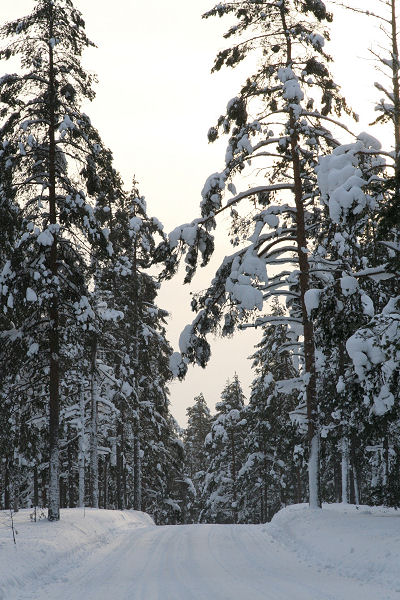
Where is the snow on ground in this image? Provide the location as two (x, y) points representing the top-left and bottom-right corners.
(0, 508), (153, 600)
(1, 504), (400, 600)
(269, 503), (400, 594)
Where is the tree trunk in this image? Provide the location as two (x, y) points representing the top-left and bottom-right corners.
(350, 440), (360, 505)
(89, 334), (99, 508)
(133, 431), (142, 511)
(132, 230), (142, 512)
(41, 468), (47, 509)
(391, 0), (400, 184)
(4, 460), (10, 510)
(383, 435), (390, 489)
(296, 466), (302, 504)
(116, 418), (124, 511)
(59, 475), (66, 509)
(279, 3), (320, 508)
(47, 7), (60, 522)
(341, 437), (349, 504)
(78, 385), (85, 508)
(33, 464), (39, 508)
(308, 434), (320, 508)
(67, 429), (74, 507)
(103, 455), (108, 509)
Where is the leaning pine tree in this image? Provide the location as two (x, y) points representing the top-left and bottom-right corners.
(0, 0), (114, 520)
(163, 0), (356, 507)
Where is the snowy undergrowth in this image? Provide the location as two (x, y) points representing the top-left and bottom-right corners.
(0, 508), (154, 599)
(268, 503), (400, 593)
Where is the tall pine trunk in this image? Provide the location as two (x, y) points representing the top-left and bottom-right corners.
(341, 437), (349, 504)
(351, 440), (360, 504)
(116, 417), (125, 510)
(78, 384), (85, 508)
(47, 11), (60, 522)
(133, 430), (142, 511)
(33, 464), (39, 508)
(103, 456), (108, 509)
(132, 239), (142, 512)
(391, 0), (400, 186)
(280, 3), (320, 508)
(89, 334), (99, 508)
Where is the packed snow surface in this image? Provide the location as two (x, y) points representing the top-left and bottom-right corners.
(1, 504), (399, 599)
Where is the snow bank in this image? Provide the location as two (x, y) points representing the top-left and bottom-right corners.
(268, 503), (400, 593)
(0, 508), (154, 599)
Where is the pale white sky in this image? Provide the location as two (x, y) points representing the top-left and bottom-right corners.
(1, 1), (388, 425)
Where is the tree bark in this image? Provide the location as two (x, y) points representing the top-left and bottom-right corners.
(89, 334), (99, 508)
(133, 430), (142, 511)
(103, 455), (108, 509)
(341, 437), (349, 504)
(116, 417), (124, 510)
(47, 8), (60, 522)
(78, 384), (85, 508)
(350, 440), (360, 505)
(33, 464), (39, 508)
(4, 460), (10, 510)
(67, 428), (74, 507)
(391, 0), (400, 184)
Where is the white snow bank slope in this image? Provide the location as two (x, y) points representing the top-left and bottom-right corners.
(269, 503), (400, 593)
(0, 508), (153, 600)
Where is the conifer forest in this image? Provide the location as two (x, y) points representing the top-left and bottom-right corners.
(1, 0), (400, 528)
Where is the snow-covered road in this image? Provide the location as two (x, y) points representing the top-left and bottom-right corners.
(9, 514), (399, 600)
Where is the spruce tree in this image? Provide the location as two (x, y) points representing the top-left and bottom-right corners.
(200, 375), (246, 524)
(183, 393), (212, 522)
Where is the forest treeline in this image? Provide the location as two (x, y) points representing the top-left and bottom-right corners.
(0, 0), (399, 523)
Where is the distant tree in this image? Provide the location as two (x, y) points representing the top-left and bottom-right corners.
(200, 375), (246, 524)
(183, 393), (212, 521)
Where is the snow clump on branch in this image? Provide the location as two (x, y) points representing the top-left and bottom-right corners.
(317, 133), (383, 225)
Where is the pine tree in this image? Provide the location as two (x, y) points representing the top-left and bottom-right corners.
(0, 0), (115, 520)
(163, 0), (355, 508)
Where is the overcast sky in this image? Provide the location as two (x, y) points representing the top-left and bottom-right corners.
(1, 1), (387, 425)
